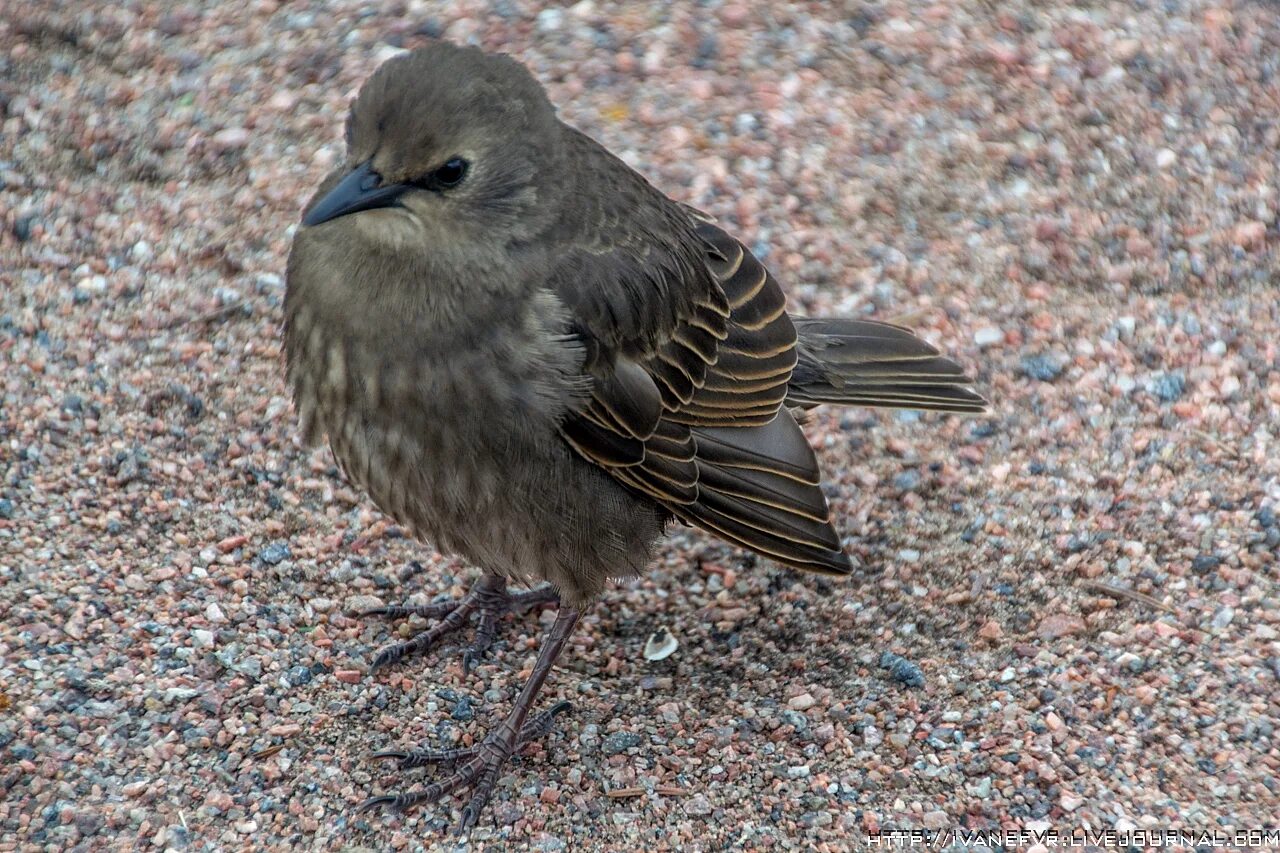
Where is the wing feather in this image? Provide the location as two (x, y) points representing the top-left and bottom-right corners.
(546, 132), (863, 574)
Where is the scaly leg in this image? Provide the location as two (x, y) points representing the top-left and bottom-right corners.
(361, 606), (582, 833)
(363, 572), (559, 673)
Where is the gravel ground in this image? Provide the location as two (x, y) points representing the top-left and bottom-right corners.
(3, 1), (1279, 850)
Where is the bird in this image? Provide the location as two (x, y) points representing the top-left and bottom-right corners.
(284, 41), (985, 832)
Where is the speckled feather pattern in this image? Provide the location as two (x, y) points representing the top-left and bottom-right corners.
(285, 238), (668, 607)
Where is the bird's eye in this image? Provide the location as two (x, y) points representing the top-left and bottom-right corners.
(431, 158), (468, 189)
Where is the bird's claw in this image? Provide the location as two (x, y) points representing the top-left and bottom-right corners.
(361, 701), (572, 832)
(364, 575), (559, 672)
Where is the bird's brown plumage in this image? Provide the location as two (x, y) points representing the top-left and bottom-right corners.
(286, 42), (986, 601)
(283, 40), (987, 828)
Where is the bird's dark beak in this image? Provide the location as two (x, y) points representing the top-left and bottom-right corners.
(302, 161), (410, 227)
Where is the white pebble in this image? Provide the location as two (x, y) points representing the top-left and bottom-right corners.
(536, 8), (564, 31)
(788, 692), (816, 711)
(78, 275), (108, 294)
(974, 326), (1003, 348)
(212, 127), (250, 150)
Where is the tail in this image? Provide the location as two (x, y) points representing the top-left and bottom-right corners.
(786, 318), (987, 413)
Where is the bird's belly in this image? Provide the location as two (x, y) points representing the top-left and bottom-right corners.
(323, 389), (665, 603)
(286, 308), (667, 602)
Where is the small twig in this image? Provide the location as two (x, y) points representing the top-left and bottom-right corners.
(605, 787), (645, 799)
(1192, 429), (1240, 461)
(1080, 580), (1178, 616)
(252, 744), (285, 760)
(163, 299), (251, 330)
(605, 785), (688, 798)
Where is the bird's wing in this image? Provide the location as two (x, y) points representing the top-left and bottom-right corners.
(548, 161), (851, 573)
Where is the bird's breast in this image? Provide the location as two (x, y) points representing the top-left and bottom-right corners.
(284, 298), (578, 537)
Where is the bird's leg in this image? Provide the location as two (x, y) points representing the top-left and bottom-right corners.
(361, 606), (582, 834)
(363, 572), (559, 673)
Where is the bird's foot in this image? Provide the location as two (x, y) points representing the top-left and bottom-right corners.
(363, 573), (559, 673)
(361, 700), (572, 832)
(361, 607), (583, 834)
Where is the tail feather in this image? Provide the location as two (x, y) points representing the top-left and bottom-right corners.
(787, 317), (987, 413)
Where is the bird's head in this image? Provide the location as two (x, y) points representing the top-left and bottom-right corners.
(300, 42), (564, 251)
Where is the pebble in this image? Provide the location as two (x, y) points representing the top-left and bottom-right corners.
(788, 693), (817, 711)
(535, 8), (564, 32)
(1148, 372), (1186, 402)
(879, 652), (926, 688)
(602, 732), (643, 755)
(685, 794), (714, 816)
(212, 127), (250, 150)
(345, 595), (384, 613)
(1037, 614), (1085, 640)
(974, 326), (1004, 348)
(258, 542), (292, 565)
(1020, 354), (1064, 382)
(1233, 220), (1267, 250)
(1191, 554), (1220, 574)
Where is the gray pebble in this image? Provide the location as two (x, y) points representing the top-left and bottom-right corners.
(879, 652), (925, 688)
(1191, 554), (1220, 574)
(1020, 353), (1064, 382)
(1148, 372), (1186, 402)
(258, 542), (292, 566)
(602, 731), (643, 755)
(893, 470), (922, 492)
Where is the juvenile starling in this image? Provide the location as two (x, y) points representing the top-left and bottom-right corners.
(284, 42), (985, 830)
